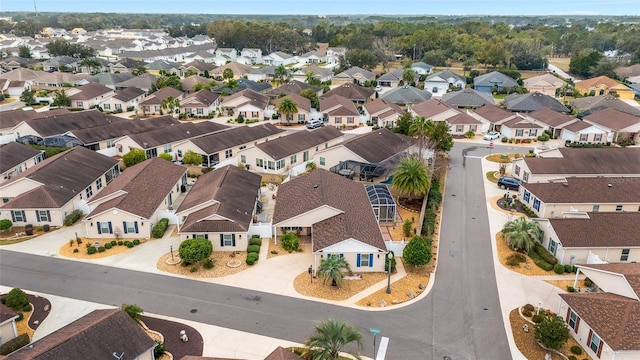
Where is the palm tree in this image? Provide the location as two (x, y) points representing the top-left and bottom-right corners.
(303, 319), (363, 360)
(425, 120), (454, 152)
(273, 65), (289, 85)
(52, 90), (71, 107)
(277, 97), (298, 125)
(161, 96), (180, 117)
(501, 217), (542, 253)
(402, 67), (416, 86)
(80, 57), (101, 74)
(132, 66), (147, 76)
(409, 116), (431, 160)
(222, 68), (234, 81)
(317, 255), (351, 287)
(392, 156), (430, 201)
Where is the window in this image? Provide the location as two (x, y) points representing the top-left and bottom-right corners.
(95, 178), (102, 190)
(106, 139), (115, 148)
(621, 248), (630, 261)
(592, 205), (599, 212)
(11, 210), (25, 222)
(347, 117), (354, 124)
(164, 144), (172, 153)
(298, 114), (305, 121)
(123, 221), (138, 234)
(251, 111), (258, 118)
(530, 129), (537, 137)
(588, 331), (601, 356)
(523, 190), (530, 203)
(335, 117), (342, 124)
(225, 149), (232, 158)
(256, 158), (264, 167)
(76, 101), (83, 108)
(197, 108), (203, 114)
(115, 103), (122, 110)
(615, 205), (623, 212)
(103, 103), (111, 110)
(240, 155), (246, 163)
(193, 234), (209, 239)
(357, 253), (372, 267)
(221, 234), (235, 247)
(97, 221), (112, 234)
(594, 133), (602, 142)
(155, 105), (161, 113)
(547, 238), (557, 256)
(36, 210), (50, 222)
(523, 171), (529, 182)
(533, 198), (540, 211)
(177, 149), (183, 158)
(303, 151), (309, 162)
(567, 310), (580, 332)
(239, 145), (246, 150)
(580, 134), (588, 142)
(276, 159), (285, 169)
(516, 129), (524, 137)
(146, 148), (157, 158)
(432, 87), (438, 93)
(290, 155), (297, 164)
(319, 157), (325, 166)
(456, 125), (464, 133)
(470, 125), (477, 132)
(85, 185), (93, 198)
(267, 161), (275, 170)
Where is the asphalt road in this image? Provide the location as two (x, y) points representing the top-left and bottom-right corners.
(0, 142), (522, 359)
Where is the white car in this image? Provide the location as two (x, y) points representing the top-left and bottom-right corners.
(306, 119), (324, 129)
(483, 131), (501, 140)
(375, 85), (382, 92)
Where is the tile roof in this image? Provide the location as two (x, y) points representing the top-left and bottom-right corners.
(70, 116), (179, 145)
(523, 177), (640, 204)
(87, 157), (186, 219)
(559, 292), (640, 351)
(0, 147), (119, 209)
(256, 126), (343, 160)
(112, 86), (146, 102)
(381, 85), (432, 105)
(5, 309), (156, 360)
(321, 83), (374, 103)
(319, 95), (360, 116)
(582, 107), (640, 131)
(128, 121), (227, 148)
(340, 128), (415, 163)
(571, 95), (640, 116)
(0, 142), (43, 174)
(441, 88), (495, 108)
(503, 92), (570, 113)
(190, 123), (284, 154)
(68, 82), (114, 100)
(473, 71), (518, 87)
(523, 148), (640, 176)
(526, 107), (576, 127)
(177, 165), (261, 233)
(273, 169), (386, 252)
(548, 212), (640, 248)
(23, 109), (126, 137)
(471, 104), (515, 123)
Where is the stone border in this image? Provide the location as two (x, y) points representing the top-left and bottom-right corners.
(516, 306), (569, 360)
(165, 252), (181, 265)
(226, 259), (242, 268)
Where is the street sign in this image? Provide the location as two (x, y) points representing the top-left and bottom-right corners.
(489, 142), (494, 149)
(369, 328), (380, 334)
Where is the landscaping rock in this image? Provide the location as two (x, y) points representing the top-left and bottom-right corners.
(379, 300), (387, 307)
(419, 283), (425, 290)
(407, 291), (415, 299)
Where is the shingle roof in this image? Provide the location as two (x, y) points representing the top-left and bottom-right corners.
(380, 85), (432, 105)
(264, 346), (305, 360)
(177, 165), (261, 233)
(501, 117), (543, 129)
(576, 75), (621, 89)
(112, 86), (146, 102)
(220, 88), (269, 110)
(190, 123), (284, 154)
(0, 303), (18, 323)
(446, 112), (482, 125)
(340, 128), (415, 163)
(0, 142), (43, 174)
(524, 177), (640, 204)
(523, 73), (565, 88)
(363, 98), (404, 118)
(562, 120), (592, 132)
(5, 309), (156, 360)
(504, 92), (570, 113)
(411, 98), (457, 119)
(115, 73), (157, 90)
(86, 72), (134, 86)
(275, 93), (311, 112)
(473, 71), (518, 87)
(523, 148), (640, 176)
(68, 82), (113, 100)
(559, 292), (640, 352)
(319, 95), (360, 116)
(0, 147), (119, 209)
(180, 75), (212, 92)
(23, 109), (126, 137)
(471, 104), (515, 123)
(266, 80), (320, 98)
(526, 107), (576, 127)
(340, 66), (375, 80)
(425, 70), (465, 84)
(127, 121), (227, 148)
(582, 107), (640, 131)
(70, 116), (179, 145)
(321, 83), (374, 103)
(441, 88), (495, 108)
(256, 126), (343, 160)
(571, 95), (640, 116)
(140, 87), (184, 105)
(273, 169), (386, 252)
(549, 212), (640, 248)
(182, 90), (220, 107)
(87, 157), (186, 219)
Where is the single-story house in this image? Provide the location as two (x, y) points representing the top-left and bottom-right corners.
(220, 89), (270, 120)
(273, 169), (388, 273)
(209, 62), (253, 80)
(581, 107), (640, 144)
(410, 61), (433, 76)
(292, 66), (333, 84)
(262, 51), (296, 67)
(468, 104), (518, 133)
(83, 157), (187, 239)
(363, 98), (404, 128)
(98, 86), (146, 113)
(0, 303), (19, 347)
(410, 98), (461, 122)
(274, 93), (312, 125)
(321, 83), (375, 104)
(176, 165), (262, 249)
(180, 75), (213, 93)
(574, 76), (634, 99)
(441, 88), (495, 108)
(446, 112), (482, 136)
(67, 82), (116, 110)
(377, 68), (418, 88)
(503, 92), (570, 113)
(560, 119), (612, 144)
(0, 142), (45, 184)
(332, 66), (376, 86)
(523, 107), (577, 139)
(380, 85), (432, 106)
(265, 80), (322, 100)
(319, 95), (361, 128)
(498, 116), (543, 140)
(473, 71), (518, 94)
(571, 95), (640, 117)
(139, 87), (184, 116)
(180, 90), (221, 117)
(298, 50), (327, 64)
(423, 70), (466, 96)
(114, 73), (158, 93)
(523, 73), (566, 97)
(12, 109), (125, 140)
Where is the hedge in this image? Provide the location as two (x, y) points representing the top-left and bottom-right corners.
(533, 243), (558, 265)
(63, 209), (84, 226)
(528, 250), (553, 271)
(247, 245), (260, 253)
(246, 252), (259, 265)
(151, 218), (169, 238)
(249, 238), (262, 246)
(0, 333), (30, 355)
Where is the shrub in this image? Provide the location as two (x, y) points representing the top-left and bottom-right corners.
(531, 314), (544, 323)
(110, 240), (117, 246)
(523, 304), (535, 312)
(105, 243), (112, 249)
(568, 356), (577, 360)
(534, 243), (558, 265)
(564, 265), (573, 273)
(0, 219), (12, 231)
(535, 315), (570, 350)
(247, 245), (260, 253)
(133, 239), (140, 245)
(572, 266), (578, 273)
(118, 241), (124, 246)
(280, 232), (299, 252)
(506, 253), (526, 267)
(501, 137), (508, 143)
(584, 277), (593, 287)
(570, 345), (583, 355)
(522, 309), (532, 317)
(98, 246), (105, 253)
(5, 288), (28, 310)
(121, 304), (143, 322)
(179, 237), (213, 265)
(249, 238), (262, 246)
(63, 209), (83, 226)
(126, 242), (134, 248)
(190, 266), (198, 272)
(384, 251), (397, 272)
(15, 312), (23, 322)
(535, 259), (554, 271)
(87, 247), (97, 254)
(73, 248), (79, 253)
(246, 252), (259, 265)
(402, 219), (413, 237)
(151, 218), (169, 238)
(154, 341), (166, 358)
(270, 250), (278, 254)
(567, 286), (575, 292)
(203, 258), (215, 269)
(553, 264), (565, 274)
(0, 333), (30, 355)
(403, 236), (432, 266)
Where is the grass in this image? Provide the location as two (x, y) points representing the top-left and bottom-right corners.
(0, 236), (35, 246)
(486, 153), (522, 163)
(486, 171), (500, 183)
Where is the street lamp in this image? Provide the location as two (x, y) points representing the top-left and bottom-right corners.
(170, 245), (174, 262)
(386, 252), (394, 294)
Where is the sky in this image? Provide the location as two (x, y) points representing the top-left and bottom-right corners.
(1, 0), (639, 16)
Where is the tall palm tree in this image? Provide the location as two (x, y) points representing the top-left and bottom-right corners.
(501, 217), (542, 253)
(402, 67), (416, 86)
(80, 57), (101, 74)
(425, 120), (454, 152)
(303, 319), (363, 360)
(277, 97), (298, 126)
(273, 65), (289, 85)
(409, 116), (430, 160)
(222, 68), (234, 81)
(161, 96), (180, 117)
(392, 156), (430, 201)
(317, 255), (351, 287)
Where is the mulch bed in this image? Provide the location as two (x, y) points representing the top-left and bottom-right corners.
(27, 294), (51, 331)
(142, 315), (203, 359)
(496, 198), (527, 215)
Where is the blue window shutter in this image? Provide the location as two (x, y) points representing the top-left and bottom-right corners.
(232, 234), (236, 246)
(220, 234), (224, 247)
(356, 254), (361, 267)
(123, 221), (128, 234)
(108, 222), (112, 234)
(339, 253), (344, 258)
(369, 254), (373, 267)
(97, 222), (102, 234)
(327, 253), (331, 259)
(134, 221), (138, 233)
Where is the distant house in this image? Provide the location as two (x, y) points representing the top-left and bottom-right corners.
(0, 303), (19, 347)
(410, 98), (461, 122)
(446, 112), (482, 136)
(581, 107), (640, 144)
(380, 85), (432, 106)
(574, 76), (634, 99)
(214, 48), (238, 61)
(522, 107), (577, 139)
(12, 109), (125, 140)
(262, 51), (296, 67)
(298, 50), (326, 64)
(240, 48), (263, 65)
(246, 65), (278, 82)
(410, 61), (433, 76)
(179, 60), (217, 77)
(473, 71), (518, 94)
(0, 142), (44, 184)
(67, 82), (116, 110)
(523, 73), (565, 97)
(273, 169), (388, 273)
(571, 95), (640, 117)
(292, 65), (333, 83)
(378, 68), (418, 88)
(423, 70), (466, 96)
(265, 80), (322, 99)
(320, 95), (361, 128)
(326, 47), (346, 65)
(83, 157), (187, 239)
(274, 93), (312, 125)
(85, 73), (134, 90)
(441, 88), (495, 108)
(145, 59), (179, 76)
(180, 75), (212, 93)
(5, 309), (157, 360)
(176, 165), (262, 248)
(32, 72), (90, 90)
(468, 104), (518, 133)
(210, 62), (253, 80)
(139, 87), (184, 116)
(363, 98), (404, 128)
(220, 89), (270, 120)
(115, 73), (157, 93)
(332, 66), (376, 86)
(180, 90), (221, 117)
(560, 119), (610, 144)
(321, 83), (375, 104)
(503, 92), (570, 113)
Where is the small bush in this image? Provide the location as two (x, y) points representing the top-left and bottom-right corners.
(246, 252), (259, 265)
(133, 239), (140, 245)
(506, 253), (526, 267)
(98, 246), (106, 253)
(247, 245), (260, 253)
(0, 219), (13, 231)
(570, 345), (582, 355)
(22, 303), (32, 312)
(87, 247), (97, 255)
(203, 258), (215, 269)
(5, 288), (28, 310)
(568, 356), (577, 360)
(523, 304), (535, 312)
(402, 219), (413, 237)
(280, 232), (299, 252)
(73, 248), (79, 253)
(0, 333), (30, 355)
(151, 218), (169, 238)
(531, 314), (544, 323)
(584, 277), (593, 287)
(567, 286), (575, 292)
(126, 242), (134, 248)
(522, 309), (533, 317)
(564, 265), (573, 273)
(15, 312), (24, 322)
(110, 240), (117, 246)
(270, 250), (278, 254)
(63, 209), (84, 226)
(501, 137), (508, 143)
(249, 238), (262, 246)
(553, 264), (565, 274)
(533, 243), (558, 265)
(189, 266), (198, 273)
(105, 243), (112, 249)
(118, 241), (124, 246)
(154, 341), (166, 358)
(572, 266), (578, 273)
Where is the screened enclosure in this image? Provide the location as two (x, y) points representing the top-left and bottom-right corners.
(366, 184), (396, 223)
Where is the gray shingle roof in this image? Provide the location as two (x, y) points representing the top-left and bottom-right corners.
(503, 92), (570, 113)
(441, 88), (495, 108)
(0, 142), (43, 174)
(549, 212), (640, 248)
(473, 71), (518, 87)
(522, 177), (640, 204)
(341, 128), (415, 163)
(381, 86), (432, 105)
(582, 107), (640, 131)
(256, 126), (343, 160)
(523, 148), (640, 176)
(70, 116), (179, 145)
(127, 121), (227, 148)
(23, 109), (126, 138)
(190, 123), (284, 155)
(321, 83), (374, 103)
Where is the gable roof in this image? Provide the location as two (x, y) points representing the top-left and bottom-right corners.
(180, 75), (212, 92)
(220, 88), (269, 110)
(441, 88), (495, 108)
(140, 87), (183, 105)
(340, 128), (415, 163)
(127, 121), (227, 148)
(0, 67), (45, 81)
(256, 126), (343, 160)
(273, 169), (386, 252)
(582, 107), (640, 131)
(319, 95), (360, 116)
(363, 98), (404, 118)
(522, 148), (640, 176)
(504, 92), (570, 113)
(523, 73), (565, 88)
(380, 85), (432, 105)
(571, 95), (640, 116)
(264, 346), (304, 360)
(0, 303), (18, 323)
(526, 107), (576, 127)
(181, 90), (220, 107)
(86, 72), (134, 87)
(446, 112), (482, 125)
(214, 78), (272, 95)
(576, 75), (623, 89)
(523, 177), (640, 204)
(68, 82), (113, 100)
(115, 73), (157, 90)
(266, 80), (321, 98)
(0, 142), (43, 174)
(5, 309), (156, 360)
(70, 116), (179, 145)
(22, 109), (126, 138)
(147, 59), (179, 71)
(339, 66), (375, 80)
(425, 70), (465, 84)
(112, 86), (146, 102)
(274, 92), (311, 112)
(190, 123), (284, 154)
(473, 71), (518, 87)
(210, 62), (252, 76)
(0, 109), (65, 129)
(471, 104), (516, 123)
(321, 83), (374, 102)
(177, 165), (261, 233)
(411, 61), (433, 71)
(87, 157), (186, 219)
(548, 212), (640, 248)
(411, 98), (458, 119)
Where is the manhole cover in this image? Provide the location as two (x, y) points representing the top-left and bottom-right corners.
(190, 309), (197, 313)
(443, 356), (452, 360)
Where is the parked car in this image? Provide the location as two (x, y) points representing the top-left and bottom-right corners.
(306, 119), (324, 129)
(497, 176), (522, 190)
(483, 131), (501, 140)
(375, 85), (382, 92)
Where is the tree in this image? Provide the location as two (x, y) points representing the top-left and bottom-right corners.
(277, 97), (298, 125)
(409, 116), (430, 159)
(182, 150), (203, 166)
(161, 96), (180, 116)
(317, 255), (351, 287)
(155, 74), (182, 91)
(178, 237), (213, 265)
(425, 120), (454, 152)
(193, 82), (211, 91)
(80, 57), (102, 74)
(5, 288), (28, 310)
(222, 68), (234, 81)
(122, 149), (147, 168)
(303, 319), (363, 360)
(20, 89), (37, 106)
(501, 217), (542, 253)
(132, 66), (147, 76)
(393, 110), (413, 135)
(299, 88), (319, 110)
(403, 235), (432, 266)
(569, 49), (603, 78)
(402, 67), (416, 86)
(392, 156), (430, 201)
(273, 65), (289, 85)
(183, 69), (198, 77)
(534, 315), (570, 350)
(344, 49), (378, 70)
(121, 303), (144, 323)
(52, 90), (71, 107)
(18, 45), (32, 58)
(158, 153), (173, 161)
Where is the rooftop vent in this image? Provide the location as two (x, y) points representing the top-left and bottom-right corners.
(313, 184), (319, 188)
(608, 183), (612, 188)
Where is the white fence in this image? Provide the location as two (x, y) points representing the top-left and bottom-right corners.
(249, 221), (273, 238)
(157, 210), (179, 225)
(385, 240), (407, 256)
(0, 134), (15, 145)
(73, 200), (92, 215)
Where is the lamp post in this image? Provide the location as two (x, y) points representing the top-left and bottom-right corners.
(386, 252), (394, 294)
(308, 265), (313, 283)
(170, 245), (174, 262)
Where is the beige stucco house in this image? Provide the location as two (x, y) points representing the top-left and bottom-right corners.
(220, 89), (269, 120)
